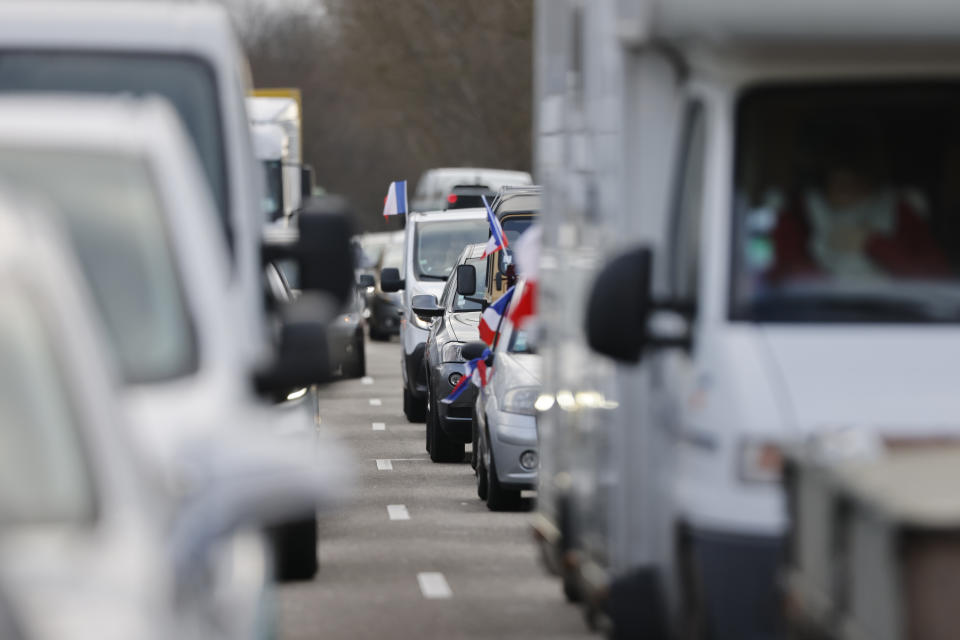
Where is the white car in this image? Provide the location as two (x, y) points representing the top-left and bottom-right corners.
(411, 167), (533, 212)
(469, 316), (541, 511)
(380, 208), (490, 421)
(0, 197), (344, 640)
(0, 96), (349, 581)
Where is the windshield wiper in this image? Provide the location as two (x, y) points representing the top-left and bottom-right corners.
(418, 273), (447, 281)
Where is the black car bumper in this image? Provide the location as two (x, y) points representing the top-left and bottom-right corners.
(430, 361), (477, 442)
(370, 296), (401, 335)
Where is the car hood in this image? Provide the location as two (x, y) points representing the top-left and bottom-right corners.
(496, 352), (542, 388)
(448, 311), (479, 343)
(760, 327), (960, 438)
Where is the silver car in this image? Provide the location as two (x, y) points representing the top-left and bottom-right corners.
(470, 320), (541, 511)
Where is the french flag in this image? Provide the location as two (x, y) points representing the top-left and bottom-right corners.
(441, 350), (491, 404)
(478, 286), (514, 346)
(480, 195), (508, 257)
(506, 226), (541, 330)
(383, 180), (407, 218)
(507, 279), (537, 329)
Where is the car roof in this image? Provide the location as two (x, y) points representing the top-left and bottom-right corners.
(492, 185), (542, 215)
(408, 207), (488, 223)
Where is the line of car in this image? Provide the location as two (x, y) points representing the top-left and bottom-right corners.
(0, 3), (360, 639)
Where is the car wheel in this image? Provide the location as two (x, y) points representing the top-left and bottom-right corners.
(486, 441), (522, 511)
(476, 434), (489, 500)
(268, 516), (318, 582)
(403, 387), (426, 422)
(428, 390), (464, 463)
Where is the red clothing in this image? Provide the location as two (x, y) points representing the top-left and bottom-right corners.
(769, 196), (951, 280)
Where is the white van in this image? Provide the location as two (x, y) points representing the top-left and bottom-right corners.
(248, 96), (302, 220)
(381, 208), (490, 421)
(411, 167), (533, 212)
(535, 0), (960, 637)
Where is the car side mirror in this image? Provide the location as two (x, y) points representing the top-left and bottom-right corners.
(456, 264), (477, 296)
(411, 294), (443, 319)
(261, 195), (355, 308)
(461, 340), (489, 362)
(380, 267), (404, 292)
(253, 293), (338, 394)
(585, 245), (692, 363)
(358, 274), (375, 289)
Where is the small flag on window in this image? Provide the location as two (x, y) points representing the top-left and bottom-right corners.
(383, 180), (408, 218)
(480, 194), (508, 257)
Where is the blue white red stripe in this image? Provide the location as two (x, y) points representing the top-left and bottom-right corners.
(383, 180), (407, 217)
(478, 286), (514, 346)
(480, 195), (508, 257)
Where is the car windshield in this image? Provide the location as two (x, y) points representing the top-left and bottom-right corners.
(0, 149), (198, 383)
(0, 290), (94, 525)
(382, 243), (404, 270)
(414, 219), (489, 279)
(0, 52), (228, 246)
(732, 83), (960, 323)
(452, 257), (488, 312)
(508, 326), (535, 354)
(261, 160), (283, 222)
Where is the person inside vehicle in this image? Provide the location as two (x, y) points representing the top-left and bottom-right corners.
(768, 130), (951, 281)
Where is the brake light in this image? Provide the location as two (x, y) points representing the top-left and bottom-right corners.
(447, 194), (458, 204)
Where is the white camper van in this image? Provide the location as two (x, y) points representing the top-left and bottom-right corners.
(247, 95), (302, 219)
(535, 0), (960, 637)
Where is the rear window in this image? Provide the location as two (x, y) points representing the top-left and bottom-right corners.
(0, 51), (229, 247)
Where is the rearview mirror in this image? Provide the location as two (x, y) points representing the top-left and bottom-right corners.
(253, 293), (338, 394)
(461, 340), (489, 361)
(412, 294), (443, 319)
(380, 267), (404, 292)
(358, 274), (375, 289)
(456, 264), (477, 296)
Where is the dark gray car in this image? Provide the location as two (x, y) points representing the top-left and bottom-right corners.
(415, 243), (488, 462)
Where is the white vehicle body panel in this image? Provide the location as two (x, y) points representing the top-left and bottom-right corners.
(247, 96), (301, 216)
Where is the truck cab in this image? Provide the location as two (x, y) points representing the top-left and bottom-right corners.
(484, 186), (541, 304)
(536, 0), (960, 636)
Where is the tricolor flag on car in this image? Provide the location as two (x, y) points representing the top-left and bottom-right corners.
(441, 349), (491, 404)
(506, 225), (541, 330)
(382, 180), (408, 218)
(478, 285), (515, 346)
(480, 195), (508, 257)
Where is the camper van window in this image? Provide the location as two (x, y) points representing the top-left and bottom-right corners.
(0, 52), (229, 248)
(414, 220), (489, 280)
(261, 159), (284, 222)
(668, 102), (706, 301)
(498, 215), (534, 273)
(0, 149), (199, 383)
(0, 291), (95, 525)
(731, 83), (960, 323)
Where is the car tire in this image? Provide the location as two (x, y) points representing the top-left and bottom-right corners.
(486, 442), (522, 511)
(428, 390), (464, 463)
(269, 516), (318, 582)
(476, 435), (489, 500)
(342, 333), (366, 379)
(403, 387), (426, 422)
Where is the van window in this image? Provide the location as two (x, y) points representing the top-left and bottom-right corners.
(261, 160), (284, 222)
(0, 290), (94, 525)
(498, 214), (535, 273)
(413, 219), (489, 280)
(668, 102), (706, 300)
(732, 83), (960, 323)
(0, 52), (228, 248)
(0, 149), (199, 383)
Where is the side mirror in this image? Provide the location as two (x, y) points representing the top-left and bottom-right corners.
(261, 195), (356, 307)
(358, 274), (375, 289)
(585, 245), (692, 363)
(461, 340), (489, 361)
(411, 294), (443, 319)
(380, 267), (404, 292)
(253, 293), (338, 394)
(456, 264), (477, 296)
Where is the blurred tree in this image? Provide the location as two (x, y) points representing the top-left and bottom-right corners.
(226, 0), (533, 230)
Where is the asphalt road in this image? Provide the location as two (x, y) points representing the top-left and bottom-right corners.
(276, 336), (593, 640)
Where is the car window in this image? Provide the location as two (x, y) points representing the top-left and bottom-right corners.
(0, 289), (94, 525)
(261, 160), (284, 222)
(498, 215), (534, 273)
(508, 327), (535, 354)
(0, 52), (229, 249)
(0, 149), (198, 383)
(413, 219), (489, 280)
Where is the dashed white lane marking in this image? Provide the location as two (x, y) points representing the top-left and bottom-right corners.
(376, 459), (393, 470)
(369, 398), (382, 406)
(372, 422), (386, 431)
(387, 504), (410, 521)
(361, 376), (374, 385)
(417, 572), (452, 599)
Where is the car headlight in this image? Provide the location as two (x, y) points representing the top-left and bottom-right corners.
(441, 341), (465, 362)
(501, 387), (540, 416)
(738, 440), (784, 483)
